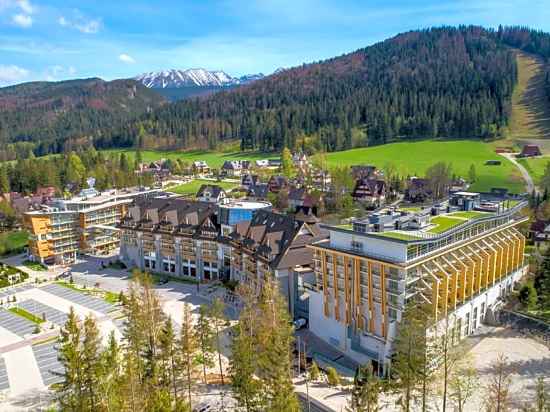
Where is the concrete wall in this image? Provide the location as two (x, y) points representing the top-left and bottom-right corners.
(329, 230), (407, 262)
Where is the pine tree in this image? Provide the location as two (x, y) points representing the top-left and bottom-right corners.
(195, 304), (215, 383)
(281, 147), (294, 178)
(350, 363), (383, 412)
(179, 303), (199, 407)
(80, 314), (104, 411)
(0, 167), (9, 194)
(209, 297), (227, 385)
(101, 331), (124, 412)
(56, 307), (84, 411)
(326, 367), (340, 387)
(468, 164), (477, 183)
(256, 279), (300, 411)
(159, 317), (181, 405)
(309, 361), (320, 381)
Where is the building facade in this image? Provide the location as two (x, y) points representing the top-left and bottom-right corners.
(24, 188), (162, 265)
(307, 202), (528, 371)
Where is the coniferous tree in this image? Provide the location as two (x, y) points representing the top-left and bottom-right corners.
(80, 314), (104, 411)
(159, 317), (181, 405)
(179, 303), (199, 407)
(209, 297), (227, 385)
(349, 363), (383, 412)
(101, 331), (124, 412)
(56, 307), (84, 411)
(195, 304), (215, 383)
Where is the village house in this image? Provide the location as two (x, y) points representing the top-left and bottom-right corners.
(518, 144), (542, 158)
(405, 177), (432, 202)
(351, 177), (386, 206)
(247, 183), (269, 201)
(221, 160), (251, 177)
(268, 175), (289, 193)
(192, 161), (210, 176)
(241, 174), (260, 189)
(196, 184), (228, 204)
(351, 165), (381, 180)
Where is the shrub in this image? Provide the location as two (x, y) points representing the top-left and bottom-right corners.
(519, 284), (538, 310)
(326, 367), (340, 387)
(309, 361), (320, 381)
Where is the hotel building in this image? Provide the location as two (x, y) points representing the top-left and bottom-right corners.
(24, 187), (162, 265)
(307, 202), (528, 372)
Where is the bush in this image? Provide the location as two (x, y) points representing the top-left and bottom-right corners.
(519, 284), (538, 310)
(309, 361), (320, 381)
(326, 367), (340, 387)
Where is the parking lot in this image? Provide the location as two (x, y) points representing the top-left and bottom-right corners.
(0, 358), (9, 391)
(40, 284), (113, 314)
(17, 299), (68, 326)
(0, 309), (36, 338)
(32, 342), (64, 387)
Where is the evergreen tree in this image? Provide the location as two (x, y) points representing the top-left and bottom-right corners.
(195, 304), (215, 383)
(349, 363), (383, 412)
(80, 314), (104, 411)
(281, 147), (294, 178)
(101, 331), (124, 412)
(0, 167), (9, 194)
(468, 164), (477, 183)
(56, 307), (84, 411)
(209, 297), (227, 385)
(179, 303), (199, 407)
(159, 317), (181, 405)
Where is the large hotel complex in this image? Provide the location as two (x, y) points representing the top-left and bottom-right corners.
(23, 185), (528, 372)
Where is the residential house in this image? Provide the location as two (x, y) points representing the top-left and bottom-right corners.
(241, 174), (260, 189)
(247, 183), (269, 201)
(519, 144), (542, 158)
(221, 160), (250, 177)
(268, 175), (288, 193)
(405, 177), (432, 202)
(196, 184), (227, 204)
(351, 178), (386, 205)
(192, 161), (210, 176)
(351, 165), (380, 180)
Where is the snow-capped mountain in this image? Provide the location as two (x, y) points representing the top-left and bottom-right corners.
(134, 69), (264, 89)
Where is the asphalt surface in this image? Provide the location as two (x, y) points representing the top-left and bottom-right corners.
(32, 341), (64, 386)
(40, 284), (113, 314)
(0, 309), (36, 337)
(0, 357), (9, 390)
(18, 299), (68, 326)
(501, 152), (535, 193)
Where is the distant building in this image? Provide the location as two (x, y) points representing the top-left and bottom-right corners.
(247, 183), (269, 201)
(405, 177), (432, 203)
(255, 159), (270, 168)
(241, 174), (260, 189)
(196, 184), (227, 204)
(268, 175), (288, 193)
(221, 160), (250, 177)
(192, 161), (210, 175)
(352, 178), (386, 205)
(351, 165), (380, 180)
(518, 144), (542, 158)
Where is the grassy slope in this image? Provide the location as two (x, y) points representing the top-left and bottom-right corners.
(168, 179), (239, 195)
(103, 148), (278, 169)
(325, 140), (524, 193)
(509, 51), (550, 143)
(0, 231), (29, 256)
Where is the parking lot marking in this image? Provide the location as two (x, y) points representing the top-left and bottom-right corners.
(40, 284), (113, 314)
(32, 341), (64, 387)
(17, 299), (68, 327)
(0, 357), (9, 391)
(0, 309), (37, 337)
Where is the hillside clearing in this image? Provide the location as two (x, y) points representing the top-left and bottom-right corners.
(324, 140), (525, 193)
(509, 51), (550, 144)
(168, 179), (239, 195)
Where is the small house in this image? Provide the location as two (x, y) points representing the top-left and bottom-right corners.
(519, 144), (542, 158)
(192, 161), (210, 175)
(196, 185), (227, 204)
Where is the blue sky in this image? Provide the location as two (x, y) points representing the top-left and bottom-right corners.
(1, 0), (550, 86)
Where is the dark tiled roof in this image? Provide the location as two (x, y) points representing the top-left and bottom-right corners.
(247, 183), (269, 199)
(196, 184), (225, 199)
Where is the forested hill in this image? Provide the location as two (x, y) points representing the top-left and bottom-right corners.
(0, 78), (165, 161)
(99, 26), (518, 153)
(3, 26), (550, 159)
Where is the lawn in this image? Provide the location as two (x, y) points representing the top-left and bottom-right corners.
(374, 231), (422, 241)
(428, 216), (465, 234)
(9, 307), (44, 324)
(0, 230), (28, 257)
(325, 140), (525, 193)
(168, 179), (239, 195)
(447, 211), (489, 219)
(517, 156), (550, 185)
(22, 260), (47, 271)
(103, 148), (279, 169)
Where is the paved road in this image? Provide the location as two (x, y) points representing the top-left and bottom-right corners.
(501, 152), (536, 194)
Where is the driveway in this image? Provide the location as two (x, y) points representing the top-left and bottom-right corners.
(501, 152), (536, 193)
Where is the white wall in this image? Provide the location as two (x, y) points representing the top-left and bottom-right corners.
(329, 230), (407, 262)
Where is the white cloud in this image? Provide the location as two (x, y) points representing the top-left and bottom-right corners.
(17, 0), (32, 14)
(58, 13), (101, 34)
(12, 13), (31, 27)
(68, 66), (76, 75)
(119, 53), (135, 64)
(0, 64), (29, 85)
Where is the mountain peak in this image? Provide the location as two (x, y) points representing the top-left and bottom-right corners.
(134, 68), (264, 89)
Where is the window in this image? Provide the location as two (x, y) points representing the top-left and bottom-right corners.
(388, 308), (398, 319)
(351, 240), (363, 251)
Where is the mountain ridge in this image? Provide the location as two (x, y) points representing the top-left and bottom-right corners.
(134, 68), (265, 89)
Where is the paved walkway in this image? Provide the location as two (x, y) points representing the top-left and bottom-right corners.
(3, 346), (43, 396)
(501, 152), (536, 193)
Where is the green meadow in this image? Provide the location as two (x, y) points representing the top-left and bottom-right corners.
(324, 140), (525, 193)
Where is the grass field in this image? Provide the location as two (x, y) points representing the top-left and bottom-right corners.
(517, 156), (550, 185)
(428, 216), (465, 234)
(0, 231), (28, 257)
(9, 307), (44, 324)
(103, 148), (278, 169)
(325, 140), (525, 193)
(168, 179), (239, 195)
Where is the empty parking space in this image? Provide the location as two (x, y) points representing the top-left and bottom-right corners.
(40, 284), (113, 314)
(0, 358), (9, 391)
(18, 299), (68, 326)
(32, 342), (63, 387)
(0, 284), (34, 300)
(0, 309), (36, 337)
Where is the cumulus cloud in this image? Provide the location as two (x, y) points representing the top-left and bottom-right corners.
(0, 64), (29, 85)
(12, 13), (31, 27)
(58, 13), (101, 34)
(119, 53), (135, 64)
